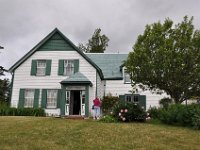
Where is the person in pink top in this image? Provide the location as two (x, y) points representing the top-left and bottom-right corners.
(93, 96), (101, 120)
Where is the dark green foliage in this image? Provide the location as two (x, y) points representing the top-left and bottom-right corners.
(99, 115), (117, 123)
(159, 97), (172, 109)
(0, 78), (10, 104)
(125, 16), (200, 103)
(78, 28), (109, 53)
(101, 96), (120, 114)
(148, 104), (200, 129)
(112, 102), (147, 122)
(0, 104), (45, 116)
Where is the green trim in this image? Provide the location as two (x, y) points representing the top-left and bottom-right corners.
(41, 89), (47, 108)
(46, 60), (52, 75)
(33, 89), (40, 108)
(57, 89), (61, 108)
(74, 59), (79, 73)
(9, 71), (15, 106)
(30, 60), (37, 75)
(18, 89), (25, 108)
(60, 81), (92, 86)
(139, 95), (146, 110)
(58, 59), (64, 75)
(60, 88), (66, 116)
(119, 95), (125, 104)
(104, 77), (123, 80)
(85, 86), (89, 117)
(9, 28), (104, 79)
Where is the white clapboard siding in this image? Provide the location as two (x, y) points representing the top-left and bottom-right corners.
(11, 51), (97, 108)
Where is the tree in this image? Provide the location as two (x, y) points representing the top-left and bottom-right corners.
(78, 28), (109, 53)
(125, 16), (200, 103)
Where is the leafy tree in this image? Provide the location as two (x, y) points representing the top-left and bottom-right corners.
(78, 28), (109, 53)
(125, 16), (200, 103)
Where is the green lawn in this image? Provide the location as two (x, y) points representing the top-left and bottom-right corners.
(0, 117), (199, 150)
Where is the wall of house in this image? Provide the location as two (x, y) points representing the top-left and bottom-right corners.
(11, 51), (97, 114)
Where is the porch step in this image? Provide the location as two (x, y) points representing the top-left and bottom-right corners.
(64, 115), (84, 120)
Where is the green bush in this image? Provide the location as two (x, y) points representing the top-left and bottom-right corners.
(99, 115), (117, 123)
(101, 96), (120, 115)
(159, 97), (172, 109)
(0, 104), (45, 116)
(112, 102), (147, 122)
(149, 104), (200, 129)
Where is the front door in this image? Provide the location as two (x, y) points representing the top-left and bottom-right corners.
(65, 90), (86, 116)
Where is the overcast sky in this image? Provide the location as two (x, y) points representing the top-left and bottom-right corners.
(0, 0), (200, 71)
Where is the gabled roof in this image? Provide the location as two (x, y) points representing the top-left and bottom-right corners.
(60, 72), (92, 85)
(9, 28), (104, 79)
(86, 53), (128, 79)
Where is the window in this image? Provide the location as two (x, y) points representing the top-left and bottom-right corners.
(24, 89), (34, 108)
(124, 69), (131, 83)
(47, 90), (57, 108)
(126, 95), (132, 102)
(37, 60), (46, 76)
(125, 95), (139, 103)
(64, 60), (74, 76)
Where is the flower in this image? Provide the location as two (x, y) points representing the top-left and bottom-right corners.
(122, 117), (126, 121)
(124, 109), (128, 113)
(110, 111), (113, 115)
(118, 113), (121, 116)
(120, 109), (124, 113)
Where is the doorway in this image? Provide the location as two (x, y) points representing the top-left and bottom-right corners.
(70, 90), (80, 115)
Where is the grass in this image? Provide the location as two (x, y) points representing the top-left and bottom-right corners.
(0, 117), (199, 150)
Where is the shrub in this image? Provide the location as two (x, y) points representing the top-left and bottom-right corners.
(99, 115), (117, 123)
(101, 96), (120, 115)
(150, 103), (200, 129)
(159, 97), (172, 109)
(0, 104), (45, 116)
(112, 102), (147, 122)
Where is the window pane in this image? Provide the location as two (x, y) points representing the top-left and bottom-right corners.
(37, 60), (46, 76)
(124, 69), (131, 83)
(47, 90), (57, 108)
(24, 89), (34, 108)
(64, 60), (74, 76)
(126, 95), (131, 102)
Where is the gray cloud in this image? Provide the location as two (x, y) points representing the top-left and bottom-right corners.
(0, 0), (200, 70)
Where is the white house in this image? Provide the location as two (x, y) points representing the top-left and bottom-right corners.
(9, 28), (166, 117)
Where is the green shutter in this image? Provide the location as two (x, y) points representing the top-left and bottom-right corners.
(139, 95), (146, 110)
(31, 60), (37, 75)
(57, 89), (61, 108)
(58, 60), (64, 75)
(33, 89), (40, 108)
(46, 60), (52, 75)
(74, 59), (79, 73)
(18, 89), (25, 108)
(85, 86), (89, 117)
(41, 89), (47, 108)
(60, 89), (66, 115)
(119, 95), (125, 103)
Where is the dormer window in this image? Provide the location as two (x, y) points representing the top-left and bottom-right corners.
(124, 69), (131, 83)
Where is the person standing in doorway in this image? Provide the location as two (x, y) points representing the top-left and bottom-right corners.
(93, 96), (101, 120)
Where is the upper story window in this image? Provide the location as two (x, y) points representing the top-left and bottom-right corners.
(37, 60), (46, 76)
(47, 90), (57, 108)
(58, 59), (79, 76)
(124, 69), (131, 83)
(24, 89), (35, 108)
(64, 60), (74, 76)
(31, 59), (51, 76)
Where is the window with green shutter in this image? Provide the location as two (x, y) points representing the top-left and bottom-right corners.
(58, 59), (79, 75)
(31, 59), (51, 76)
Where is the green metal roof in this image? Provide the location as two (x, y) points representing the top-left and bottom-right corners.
(86, 54), (128, 79)
(60, 72), (92, 85)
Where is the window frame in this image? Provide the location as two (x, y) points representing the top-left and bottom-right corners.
(36, 60), (46, 76)
(124, 68), (131, 84)
(46, 89), (57, 109)
(24, 89), (35, 108)
(64, 60), (74, 76)
(125, 94), (139, 104)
